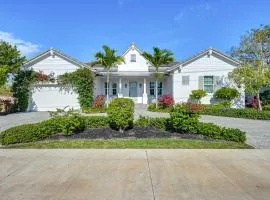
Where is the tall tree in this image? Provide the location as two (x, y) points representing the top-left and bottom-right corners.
(92, 45), (124, 106)
(142, 47), (174, 107)
(0, 41), (26, 85)
(229, 59), (270, 110)
(231, 25), (270, 64)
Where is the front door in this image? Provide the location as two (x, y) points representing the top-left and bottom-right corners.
(129, 82), (137, 97)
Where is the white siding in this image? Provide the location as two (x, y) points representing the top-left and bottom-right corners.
(30, 54), (78, 76)
(28, 53), (80, 111)
(172, 53), (244, 107)
(118, 45), (149, 72)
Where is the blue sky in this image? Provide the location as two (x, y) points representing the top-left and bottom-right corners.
(0, 0), (269, 61)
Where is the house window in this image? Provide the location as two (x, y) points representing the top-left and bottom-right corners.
(158, 82), (163, 96)
(204, 76), (214, 93)
(130, 54), (136, 62)
(112, 83), (117, 95)
(182, 76), (189, 85)
(149, 82), (155, 95)
(104, 82), (109, 95)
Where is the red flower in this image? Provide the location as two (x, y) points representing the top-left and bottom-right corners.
(93, 95), (105, 108)
(158, 94), (174, 108)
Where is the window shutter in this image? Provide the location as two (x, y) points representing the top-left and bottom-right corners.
(213, 76), (221, 92)
(198, 76), (204, 89)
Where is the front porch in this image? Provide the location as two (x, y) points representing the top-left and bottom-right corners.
(95, 75), (172, 104)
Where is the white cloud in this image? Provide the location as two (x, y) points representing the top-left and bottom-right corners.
(0, 31), (40, 56)
(174, 1), (212, 21)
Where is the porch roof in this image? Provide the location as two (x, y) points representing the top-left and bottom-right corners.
(97, 71), (168, 77)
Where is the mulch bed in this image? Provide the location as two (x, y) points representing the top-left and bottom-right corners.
(49, 126), (214, 141)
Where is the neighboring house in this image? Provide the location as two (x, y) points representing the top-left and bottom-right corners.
(24, 43), (244, 111)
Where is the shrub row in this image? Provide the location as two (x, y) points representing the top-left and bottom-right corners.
(135, 116), (171, 130)
(136, 106), (246, 143)
(202, 107), (270, 120)
(0, 116), (109, 145)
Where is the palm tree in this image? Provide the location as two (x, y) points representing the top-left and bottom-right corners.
(93, 45), (124, 107)
(142, 47), (174, 108)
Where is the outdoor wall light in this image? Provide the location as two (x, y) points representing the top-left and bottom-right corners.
(125, 83), (127, 88)
(139, 83), (142, 88)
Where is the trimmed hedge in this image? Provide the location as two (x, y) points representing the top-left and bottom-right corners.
(135, 116), (171, 130)
(196, 122), (246, 143)
(135, 113), (246, 143)
(84, 116), (109, 128)
(0, 116), (109, 145)
(202, 107), (270, 120)
(0, 123), (47, 145)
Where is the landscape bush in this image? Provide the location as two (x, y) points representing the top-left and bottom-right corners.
(84, 116), (109, 128)
(158, 94), (174, 108)
(261, 90), (270, 105)
(135, 110), (246, 143)
(107, 98), (134, 132)
(189, 89), (207, 103)
(183, 102), (205, 112)
(135, 116), (171, 130)
(214, 87), (240, 101)
(0, 114), (109, 145)
(170, 105), (200, 133)
(195, 122), (246, 142)
(202, 107), (270, 120)
(263, 105), (270, 111)
(147, 103), (173, 112)
(0, 123), (51, 145)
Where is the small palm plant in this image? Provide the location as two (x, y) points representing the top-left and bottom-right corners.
(142, 47), (174, 108)
(93, 45), (124, 107)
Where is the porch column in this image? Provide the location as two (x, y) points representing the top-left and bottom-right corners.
(142, 78), (148, 104)
(118, 77), (123, 97)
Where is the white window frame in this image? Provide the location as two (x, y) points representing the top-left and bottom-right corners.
(112, 83), (117, 95)
(130, 54), (136, 62)
(149, 82), (155, 96)
(203, 76), (214, 93)
(182, 76), (189, 85)
(104, 82), (109, 95)
(158, 82), (163, 96)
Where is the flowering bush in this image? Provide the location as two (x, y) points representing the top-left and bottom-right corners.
(92, 95), (105, 108)
(246, 96), (259, 109)
(158, 94), (174, 108)
(185, 102), (205, 112)
(36, 71), (49, 82)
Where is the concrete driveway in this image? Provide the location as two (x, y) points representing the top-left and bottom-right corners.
(0, 149), (270, 200)
(200, 115), (270, 149)
(0, 112), (50, 132)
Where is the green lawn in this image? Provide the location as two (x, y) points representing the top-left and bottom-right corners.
(3, 138), (253, 149)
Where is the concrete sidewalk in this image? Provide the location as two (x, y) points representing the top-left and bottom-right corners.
(0, 149), (270, 200)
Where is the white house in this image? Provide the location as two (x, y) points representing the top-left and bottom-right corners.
(24, 43), (244, 111)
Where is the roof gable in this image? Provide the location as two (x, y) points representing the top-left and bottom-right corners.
(23, 48), (95, 72)
(168, 48), (240, 72)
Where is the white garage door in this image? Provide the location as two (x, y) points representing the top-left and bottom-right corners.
(29, 86), (80, 111)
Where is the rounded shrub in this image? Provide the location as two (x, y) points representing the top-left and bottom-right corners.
(0, 123), (48, 145)
(214, 87), (240, 101)
(107, 98), (135, 132)
(189, 89), (207, 103)
(170, 105), (199, 133)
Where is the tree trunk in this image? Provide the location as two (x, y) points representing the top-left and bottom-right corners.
(106, 71), (110, 107)
(256, 92), (262, 111)
(155, 79), (158, 108)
